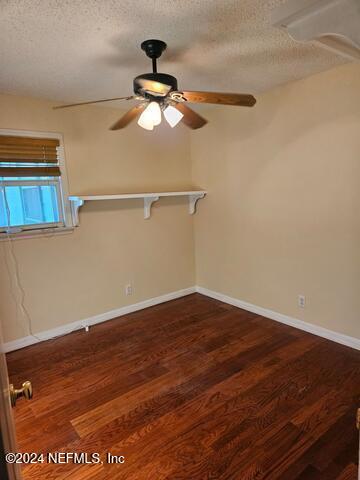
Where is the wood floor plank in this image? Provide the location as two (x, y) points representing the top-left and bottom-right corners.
(120, 341), (357, 479)
(6, 293), (360, 480)
(335, 464), (358, 480)
(61, 330), (298, 476)
(279, 409), (359, 479)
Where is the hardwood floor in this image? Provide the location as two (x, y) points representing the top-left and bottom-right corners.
(6, 293), (360, 480)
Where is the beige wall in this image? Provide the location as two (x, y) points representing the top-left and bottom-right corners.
(0, 94), (196, 342)
(192, 63), (360, 339)
(2, 62), (360, 345)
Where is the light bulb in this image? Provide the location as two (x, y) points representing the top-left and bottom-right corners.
(164, 105), (184, 128)
(137, 101), (162, 130)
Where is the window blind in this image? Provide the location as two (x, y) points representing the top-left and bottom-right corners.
(0, 135), (61, 177)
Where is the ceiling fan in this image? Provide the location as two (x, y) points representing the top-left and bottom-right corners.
(54, 39), (256, 131)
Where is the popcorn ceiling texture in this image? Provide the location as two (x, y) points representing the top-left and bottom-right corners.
(0, 0), (346, 103)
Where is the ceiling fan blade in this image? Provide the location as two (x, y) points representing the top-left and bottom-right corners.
(137, 79), (172, 96)
(53, 96), (135, 110)
(180, 91), (256, 107)
(175, 103), (208, 129)
(110, 104), (145, 130)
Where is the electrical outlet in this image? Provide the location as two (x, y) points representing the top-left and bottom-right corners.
(125, 284), (133, 296)
(298, 294), (305, 308)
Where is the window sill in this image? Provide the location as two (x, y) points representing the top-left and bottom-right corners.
(0, 226), (74, 241)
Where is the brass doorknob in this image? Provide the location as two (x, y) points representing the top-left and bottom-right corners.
(9, 381), (33, 407)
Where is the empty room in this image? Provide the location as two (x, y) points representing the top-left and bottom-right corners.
(0, 1), (360, 479)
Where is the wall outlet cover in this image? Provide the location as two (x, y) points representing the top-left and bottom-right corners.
(298, 294), (306, 308)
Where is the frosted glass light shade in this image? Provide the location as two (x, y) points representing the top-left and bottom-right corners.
(137, 111), (154, 130)
(137, 101), (162, 130)
(164, 105), (184, 128)
(148, 101), (162, 126)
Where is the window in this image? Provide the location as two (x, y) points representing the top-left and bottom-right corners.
(0, 131), (72, 235)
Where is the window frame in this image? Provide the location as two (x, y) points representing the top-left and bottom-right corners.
(0, 129), (73, 237)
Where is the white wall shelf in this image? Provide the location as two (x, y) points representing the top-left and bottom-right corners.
(68, 191), (206, 225)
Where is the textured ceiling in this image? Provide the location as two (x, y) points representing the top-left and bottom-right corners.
(0, 0), (347, 104)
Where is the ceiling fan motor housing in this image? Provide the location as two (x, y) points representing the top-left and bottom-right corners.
(133, 73), (178, 96)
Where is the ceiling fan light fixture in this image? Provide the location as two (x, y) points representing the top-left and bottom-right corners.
(164, 105), (184, 128)
(137, 101), (161, 130)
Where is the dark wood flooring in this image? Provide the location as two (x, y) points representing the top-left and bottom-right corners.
(6, 293), (360, 480)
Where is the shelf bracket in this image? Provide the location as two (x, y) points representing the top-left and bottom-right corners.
(144, 196), (159, 219)
(69, 197), (84, 227)
(189, 192), (206, 215)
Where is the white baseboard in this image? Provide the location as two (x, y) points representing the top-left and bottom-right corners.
(3, 287), (196, 353)
(196, 286), (360, 351)
(5, 285), (359, 353)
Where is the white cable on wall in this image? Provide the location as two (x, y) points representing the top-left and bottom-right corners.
(1, 179), (80, 346)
